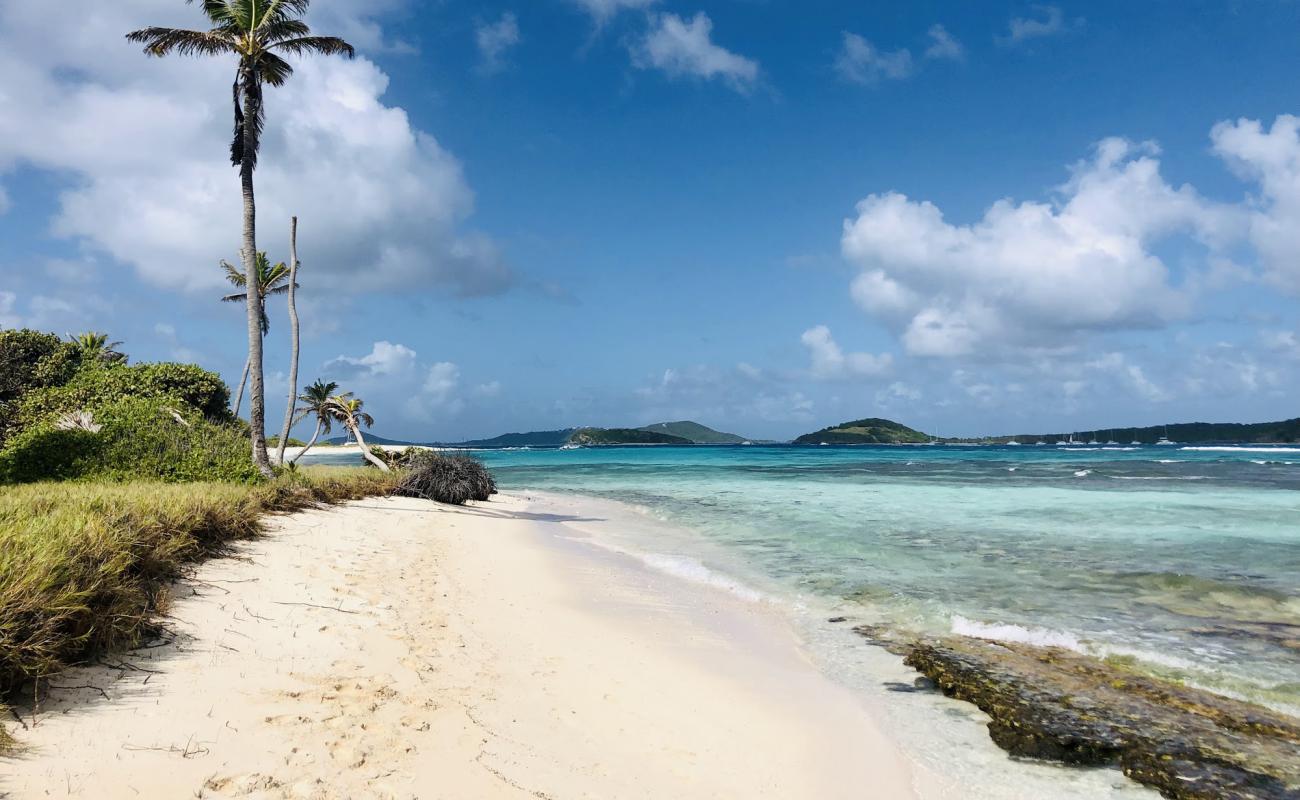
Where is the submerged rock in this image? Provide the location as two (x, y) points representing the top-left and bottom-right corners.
(856, 628), (1300, 800)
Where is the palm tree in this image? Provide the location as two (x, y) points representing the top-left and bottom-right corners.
(68, 332), (126, 365)
(285, 378), (335, 464)
(274, 217), (301, 466)
(326, 392), (389, 471)
(128, 0), (354, 477)
(220, 251), (295, 417)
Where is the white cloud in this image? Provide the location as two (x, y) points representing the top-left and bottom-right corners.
(924, 25), (964, 61)
(835, 32), (912, 84)
(474, 380), (502, 397)
(476, 12), (520, 75)
(1261, 330), (1300, 360)
(571, 0), (657, 24)
(842, 137), (1239, 356)
(1211, 115), (1300, 292)
(633, 13), (759, 92)
(801, 325), (893, 379)
(327, 340), (418, 377)
(412, 361), (465, 416)
(1003, 5), (1071, 44)
(0, 1), (510, 297)
(0, 291), (17, 328)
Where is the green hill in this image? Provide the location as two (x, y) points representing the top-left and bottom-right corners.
(568, 427), (691, 445)
(1011, 418), (1300, 445)
(455, 429), (577, 447)
(637, 420), (749, 444)
(793, 418), (930, 445)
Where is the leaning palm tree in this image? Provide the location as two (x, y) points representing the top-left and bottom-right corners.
(128, 0), (354, 477)
(326, 393), (389, 472)
(68, 332), (126, 365)
(220, 251), (295, 417)
(285, 378), (335, 465)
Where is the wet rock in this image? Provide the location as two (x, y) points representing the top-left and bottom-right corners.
(827, 616), (848, 623)
(880, 633), (1300, 800)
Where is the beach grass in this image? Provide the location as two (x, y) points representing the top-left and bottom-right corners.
(0, 467), (398, 747)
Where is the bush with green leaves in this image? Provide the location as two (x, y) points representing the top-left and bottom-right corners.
(394, 451), (496, 505)
(13, 361), (232, 431)
(0, 330), (80, 445)
(0, 397), (259, 484)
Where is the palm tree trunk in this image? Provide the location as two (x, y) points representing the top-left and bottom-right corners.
(275, 216), (301, 466)
(351, 423), (390, 471)
(289, 418), (323, 465)
(241, 74), (272, 477)
(232, 357), (249, 418)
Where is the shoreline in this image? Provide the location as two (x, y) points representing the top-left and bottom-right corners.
(1, 493), (922, 798)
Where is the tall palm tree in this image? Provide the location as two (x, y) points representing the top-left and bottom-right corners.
(68, 332), (126, 365)
(128, 0), (354, 477)
(220, 251), (295, 417)
(285, 378), (335, 464)
(275, 216), (301, 466)
(326, 393), (389, 471)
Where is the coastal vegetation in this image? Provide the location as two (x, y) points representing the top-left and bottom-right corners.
(793, 417), (930, 445)
(220, 250), (295, 418)
(635, 420), (749, 444)
(395, 451), (497, 505)
(0, 468), (400, 742)
(568, 427), (691, 445)
(128, 0), (355, 475)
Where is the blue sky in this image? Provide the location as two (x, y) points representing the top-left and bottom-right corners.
(1, 0), (1299, 441)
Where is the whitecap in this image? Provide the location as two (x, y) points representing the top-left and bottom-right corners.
(1074, 469), (1092, 477)
(951, 616), (1084, 650)
(1181, 446), (1300, 453)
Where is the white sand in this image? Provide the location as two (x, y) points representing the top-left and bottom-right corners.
(1, 493), (922, 799)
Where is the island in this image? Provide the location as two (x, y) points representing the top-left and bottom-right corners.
(793, 418), (931, 445)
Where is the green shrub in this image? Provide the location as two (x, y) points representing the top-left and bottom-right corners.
(14, 361), (232, 432)
(395, 451), (496, 505)
(0, 397), (258, 484)
(0, 330), (80, 445)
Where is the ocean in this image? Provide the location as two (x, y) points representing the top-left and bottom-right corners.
(301, 442), (1300, 796)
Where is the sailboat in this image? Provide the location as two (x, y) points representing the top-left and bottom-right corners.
(1155, 425), (1177, 446)
(1087, 432), (1101, 445)
(1105, 430), (1120, 446)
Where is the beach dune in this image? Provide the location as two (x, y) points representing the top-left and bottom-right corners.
(2, 494), (919, 799)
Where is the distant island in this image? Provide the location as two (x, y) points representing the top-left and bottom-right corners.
(637, 421), (749, 444)
(793, 418), (930, 445)
(980, 418), (1300, 445)
(569, 427), (689, 445)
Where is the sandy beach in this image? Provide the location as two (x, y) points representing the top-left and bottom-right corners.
(1, 493), (922, 799)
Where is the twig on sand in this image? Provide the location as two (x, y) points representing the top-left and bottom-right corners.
(46, 684), (110, 701)
(271, 600), (359, 614)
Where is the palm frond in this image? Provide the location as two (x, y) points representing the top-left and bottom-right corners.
(220, 293), (248, 303)
(125, 27), (236, 57)
(257, 51), (295, 86)
(188, 0), (238, 25)
(220, 259), (246, 286)
(260, 19), (309, 44)
(271, 36), (355, 59)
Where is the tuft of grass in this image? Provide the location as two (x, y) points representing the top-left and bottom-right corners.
(0, 467), (398, 747)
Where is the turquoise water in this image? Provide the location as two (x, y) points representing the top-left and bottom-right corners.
(307, 443), (1300, 711)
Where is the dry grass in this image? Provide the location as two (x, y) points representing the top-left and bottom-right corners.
(0, 467), (399, 747)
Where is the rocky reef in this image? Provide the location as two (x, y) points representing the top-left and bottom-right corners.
(855, 627), (1300, 799)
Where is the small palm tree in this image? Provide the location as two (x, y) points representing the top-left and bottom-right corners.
(326, 392), (389, 471)
(220, 251), (294, 335)
(128, 0), (355, 477)
(285, 378), (336, 464)
(221, 251), (295, 417)
(68, 332), (126, 365)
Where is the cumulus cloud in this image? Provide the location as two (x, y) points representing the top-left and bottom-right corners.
(842, 136), (1241, 357)
(835, 32), (912, 84)
(412, 361), (465, 416)
(571, 0), (657, 25)
(1002, 5), (1073, 44)
(801, 326), (893, 379)
(633, 13), (759, 92)
(327, 341), (418, 378)
(1211, 115), (1300, 293)
(476, 12), (520, 75)
(0, 1), (511, 296)
(924, 25), (964, 61)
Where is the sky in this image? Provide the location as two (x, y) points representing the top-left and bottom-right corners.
(1, 0), (1299, 441)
